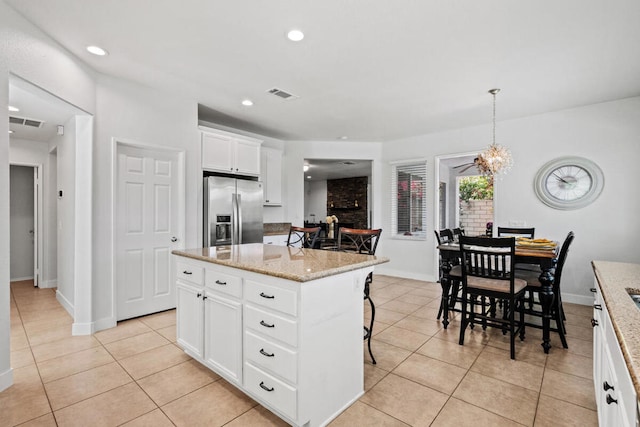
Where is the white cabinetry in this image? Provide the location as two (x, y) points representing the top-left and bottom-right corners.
(174, 253), (370, 427)
(201, 128), (261, 176)
(176, 257), (243, 385)
(260, 147), (282, 205)
(592, 280), (637, 427)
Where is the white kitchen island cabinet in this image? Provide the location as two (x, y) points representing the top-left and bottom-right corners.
(173, 244), (388, 427)
(592, 261), (640, 427)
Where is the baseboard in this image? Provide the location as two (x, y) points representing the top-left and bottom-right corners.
(10, 276), (34, 282)
(55, 290), (74, 317)
(93, 316), (117, 333)
(72, 322), (94, 336)
(374, 267), (436, 283)
(39, 279), (58, 289)
(0, 367), (14, 392)
(561, 292), (593, 306)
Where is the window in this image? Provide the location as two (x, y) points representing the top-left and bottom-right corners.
(391, 160), (427, 239)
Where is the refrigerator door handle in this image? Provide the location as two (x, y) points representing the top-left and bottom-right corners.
(237, 194), (243, 244)
(231, 193), (238, 244)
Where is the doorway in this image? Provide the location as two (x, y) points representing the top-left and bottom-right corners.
(9, 164), (41, 286)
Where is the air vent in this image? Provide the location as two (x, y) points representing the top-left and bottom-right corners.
(267, 87), (299, 100)
(9, 115), (45, 128)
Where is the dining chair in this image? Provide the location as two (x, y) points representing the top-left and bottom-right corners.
(497, 226), (535, 239)
(286, 226), (321, 249)
(452, 227), (464, 241)
(337, 227), (382, 364)
(515, 231), (575, 349)
(458, 236), (527, 359)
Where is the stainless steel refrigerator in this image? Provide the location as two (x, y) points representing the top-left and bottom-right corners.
(203, 176), (264, 246)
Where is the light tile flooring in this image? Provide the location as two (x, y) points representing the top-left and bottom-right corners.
(3, 276), (597, 426)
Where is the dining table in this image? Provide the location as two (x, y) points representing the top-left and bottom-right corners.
(437, 241), (558, 353)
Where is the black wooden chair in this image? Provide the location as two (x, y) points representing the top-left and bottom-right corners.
(497, 227), (535, 239)
(435, 229), (463, 321)
(286, 226), (321, 248)
(458, 236), (527, 359)
(452, 227), (465, 241)
(515, 231), (575, 349)
(337, 227), (382, 364)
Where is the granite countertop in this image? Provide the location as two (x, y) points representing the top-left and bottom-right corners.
(592, 260), (640, 396)
(263, 222), (291, 236)
(173, 243), (389, 282)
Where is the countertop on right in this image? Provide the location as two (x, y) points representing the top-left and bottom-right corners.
(592, 260), (640, 396)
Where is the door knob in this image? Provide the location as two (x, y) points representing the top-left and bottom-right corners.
(171, 237), (178, 242)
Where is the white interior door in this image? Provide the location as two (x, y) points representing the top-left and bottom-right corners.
(116, 145), (181, 320)
(33, 167), (39, 287)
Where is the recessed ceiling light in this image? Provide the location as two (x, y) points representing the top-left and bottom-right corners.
(303, 165), (309, 172)
(306, 175), (312, 179)
(241, 99), (253, 106)
(86, 45), (108, 56)
(8, 130), (14, 134)
(339, 136), (348, 140)
(287, 29), (304, 42)
(8, 105), (19, 112)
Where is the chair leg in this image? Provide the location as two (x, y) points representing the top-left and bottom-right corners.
(459, 292), (468, 346)
(519, 298), (526, 341)
(509, 296), (516, 360)
(363, 279), (377, 365)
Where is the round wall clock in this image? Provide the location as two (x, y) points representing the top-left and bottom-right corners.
(534, 156), (604, 210)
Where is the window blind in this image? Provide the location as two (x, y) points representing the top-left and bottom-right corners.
(391, 161), (427, 239)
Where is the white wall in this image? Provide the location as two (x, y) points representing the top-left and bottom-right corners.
(9, 165), (34, 280)
(379, 97), (640, 304)
(0, 1), (97, 391)
(304, 180), (327, 223)
(92, 74), (200, 328)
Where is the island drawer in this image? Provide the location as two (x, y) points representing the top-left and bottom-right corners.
(205, 269), (242, 298)
(245, 362), (297, 420)
(245, 304), (298, 347)
(245, 280), (297, 316)
(176, 261), (204, 285)
(245, 330), (297, 384)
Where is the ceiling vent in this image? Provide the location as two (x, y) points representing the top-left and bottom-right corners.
(341, 161), (356, 166)
(267, 87), (299, 100)
(9, 115), (45, 128)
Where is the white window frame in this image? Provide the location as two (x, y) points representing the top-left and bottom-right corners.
(391, 159), (427, 240)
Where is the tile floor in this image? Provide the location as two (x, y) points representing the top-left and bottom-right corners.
(2, 276), (597, 426)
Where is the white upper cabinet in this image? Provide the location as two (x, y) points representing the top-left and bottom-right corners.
(201, 128), (261, 176)
(261, 147), (283, 206)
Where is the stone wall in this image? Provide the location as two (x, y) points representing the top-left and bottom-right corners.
(459, 199), (493, 236)
(326, 176), (368, 229)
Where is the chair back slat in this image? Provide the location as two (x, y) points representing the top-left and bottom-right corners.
(497, 227), (535, 239)
(460, 236), (516, 292)
(287, 226), (321, 248)
(337, 227), (382, 255)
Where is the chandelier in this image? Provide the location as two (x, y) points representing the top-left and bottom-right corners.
(477, 88), (513, 180)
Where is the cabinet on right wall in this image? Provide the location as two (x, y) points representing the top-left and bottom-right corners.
(261, 147), (282, 206)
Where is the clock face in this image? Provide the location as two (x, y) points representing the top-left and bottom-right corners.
(534, 157), (604, 210)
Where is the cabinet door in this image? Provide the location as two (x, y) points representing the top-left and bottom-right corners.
(234, 139), (261, 176)
(202, 132), (234, 173)
(262, 148), (282, 205)
(204, 292), (243, 384)
(176, 282), (204, 359)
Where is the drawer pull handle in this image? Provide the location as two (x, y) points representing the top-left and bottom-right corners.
(594, 304), (602, 310)
(215, 280), (227, 285)
(260, 348), (275, 357)
(260, 292), (275, 299)
(590, 287), (596, 293)
(603, 381), (615, 391)
(202, 296), (208, 300)
(196, 293), (202, 298)
(591, 318), (598, 327)
(259, 381), (274, 392)
(260, 320), (275, 328)
(183, 271), (192, 275)
(606, 394), (618, 405)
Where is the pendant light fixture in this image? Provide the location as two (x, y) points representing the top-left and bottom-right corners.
(477, 88), (513, 181)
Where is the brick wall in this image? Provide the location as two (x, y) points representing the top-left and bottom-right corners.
(459, 199), (493, 236)
(326, 176), (368, 229)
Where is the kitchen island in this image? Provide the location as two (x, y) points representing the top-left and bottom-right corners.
(172, 243), (388, 427)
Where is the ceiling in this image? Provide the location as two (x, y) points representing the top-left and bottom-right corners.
(9, 76), (84, 142)
(304, 159), (371, 182)
(6, 0), (640, 142)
